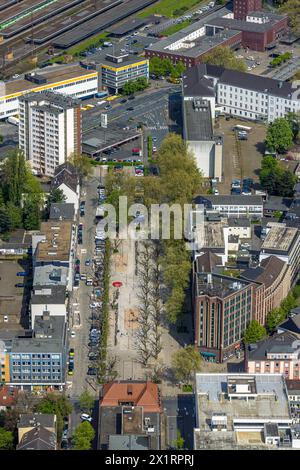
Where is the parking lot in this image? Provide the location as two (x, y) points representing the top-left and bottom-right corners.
(0, 258), (31, 329)
(215, 117), (266, 194)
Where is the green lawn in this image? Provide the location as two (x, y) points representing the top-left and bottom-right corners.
(139, 0), (203, 18)
(162, 19), (191, 35)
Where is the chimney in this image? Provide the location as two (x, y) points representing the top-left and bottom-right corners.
(127, 385), (133, 396)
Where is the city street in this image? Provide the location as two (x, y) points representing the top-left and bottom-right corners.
(68, 166), (105, 399)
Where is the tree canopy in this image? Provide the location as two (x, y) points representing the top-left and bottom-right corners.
(0, 427), (14, 450)
(149, 57), (186, 78)
(72, 421), (95, 450)
(171, 345), (201, 384)
(265, 117), (294, 153)
(202, 46), (247, 72)
(259, 155), (297, 197)
(122, 77), (149, 95)
(243, 320), (267, 344)
(79, 391), (94, 413)
(34, 393), (72, 440)
(280, 0), (300, 35)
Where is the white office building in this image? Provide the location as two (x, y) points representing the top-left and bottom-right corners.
(19, 91), (81, 176)
(183, 64), (300, 123)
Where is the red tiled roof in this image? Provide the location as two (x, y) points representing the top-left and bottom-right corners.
(100, 381), (162, 413)
(0, 386), (18, 407)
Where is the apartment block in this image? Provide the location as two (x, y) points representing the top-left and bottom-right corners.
(19, 91), (81, 177)
(194, 272), (254, 362)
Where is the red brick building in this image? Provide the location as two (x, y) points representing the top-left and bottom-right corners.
(234, 0), (262, 20)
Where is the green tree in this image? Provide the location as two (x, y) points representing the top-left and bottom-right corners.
(72, 421), (95, 450)
(69, 153), (92, 181)
(171, 345), (201, 384)
(171, 61), (186, 79)
(203, 46), (247, 72)
(266, 308), (285, 333)
(45, 188), (67, 218)
(35, 393), (72, 441)
(23, 198), (41, 230)
(6, 202), (22, 230)
(259, 155), (296, 196)
(243, 320), (267, 344)
(0, 427), (13, 450)
(265, 118), (293, 153)
(172, 430), (185, 450)
(286, 112), (300, 140)
(0, 207), (12, 234)
(79, 391), (94, 413)
(280, 0), (300, 35)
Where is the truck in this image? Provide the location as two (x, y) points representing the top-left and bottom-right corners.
(103, 41), (113, 47)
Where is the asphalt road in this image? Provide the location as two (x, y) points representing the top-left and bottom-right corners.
(163, 395), (196, 450)
(68, 169), (105, 399)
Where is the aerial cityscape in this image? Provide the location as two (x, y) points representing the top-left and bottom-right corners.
(1, 0), (300, 455)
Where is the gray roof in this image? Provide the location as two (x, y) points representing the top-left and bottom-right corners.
(195, 194), (263, 206)
(31, 285), (66, 305)
(33, 266), (68, 287)
(106, 18), (146, 35)
(209, 12), (286, 34)
(11, 316), (65, 353)
(108, 434), (149, 450)
(146, 26), (241, 58)
(18, 413), (56, 429)
(17, 426), (56, 450)
(228, 218), (250, 227)
(183, 98), (214, 141)
(49, 203), (75, 220)
(246, 331), (300, 360)
(20, 90), (79, 109)
(278, 313), (300, 335)
(264, 196), (293, 212)
(183, 63), (300, 100)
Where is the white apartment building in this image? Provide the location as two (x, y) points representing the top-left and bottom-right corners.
(0, 64), (98, 120)
(19, 91), (81, 176)
(183, 64), (300, 123)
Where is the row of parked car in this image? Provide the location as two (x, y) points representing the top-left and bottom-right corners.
(231, 178), (253, 196)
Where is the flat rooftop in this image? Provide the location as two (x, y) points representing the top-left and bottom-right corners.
(261, 225), (298, 253)
(11, 316), (65, 353)
(82, 126), (141, 155)
(33, 266), (68, 287)
(195, 273), (251, 298)
(184, 99), (214, 141)
(34, 221), (73, 263)
(146, 25), (241, 58)
(106, 17), (146, 35)
(208, 12), (287, 34)
(0, 64), (97, 99)
(122, 406), (143, 434)
(195, 373), (290, 431)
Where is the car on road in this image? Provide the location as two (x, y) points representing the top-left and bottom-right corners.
(120, 98), (127, 103)
(15, 283), (25, 288)
(80, 413), (93, 422)
(87, 368), (98, 376)
(16, 272), (29, 276)
(127, 107), (134, 111)
(62, 429), (68, 440)
(71, 331), (76, 338)
(89, 302), (102, 308)
(69, 348), (75, 357)
(242, 186), (251, 195)
(85, 259), (91, 266)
